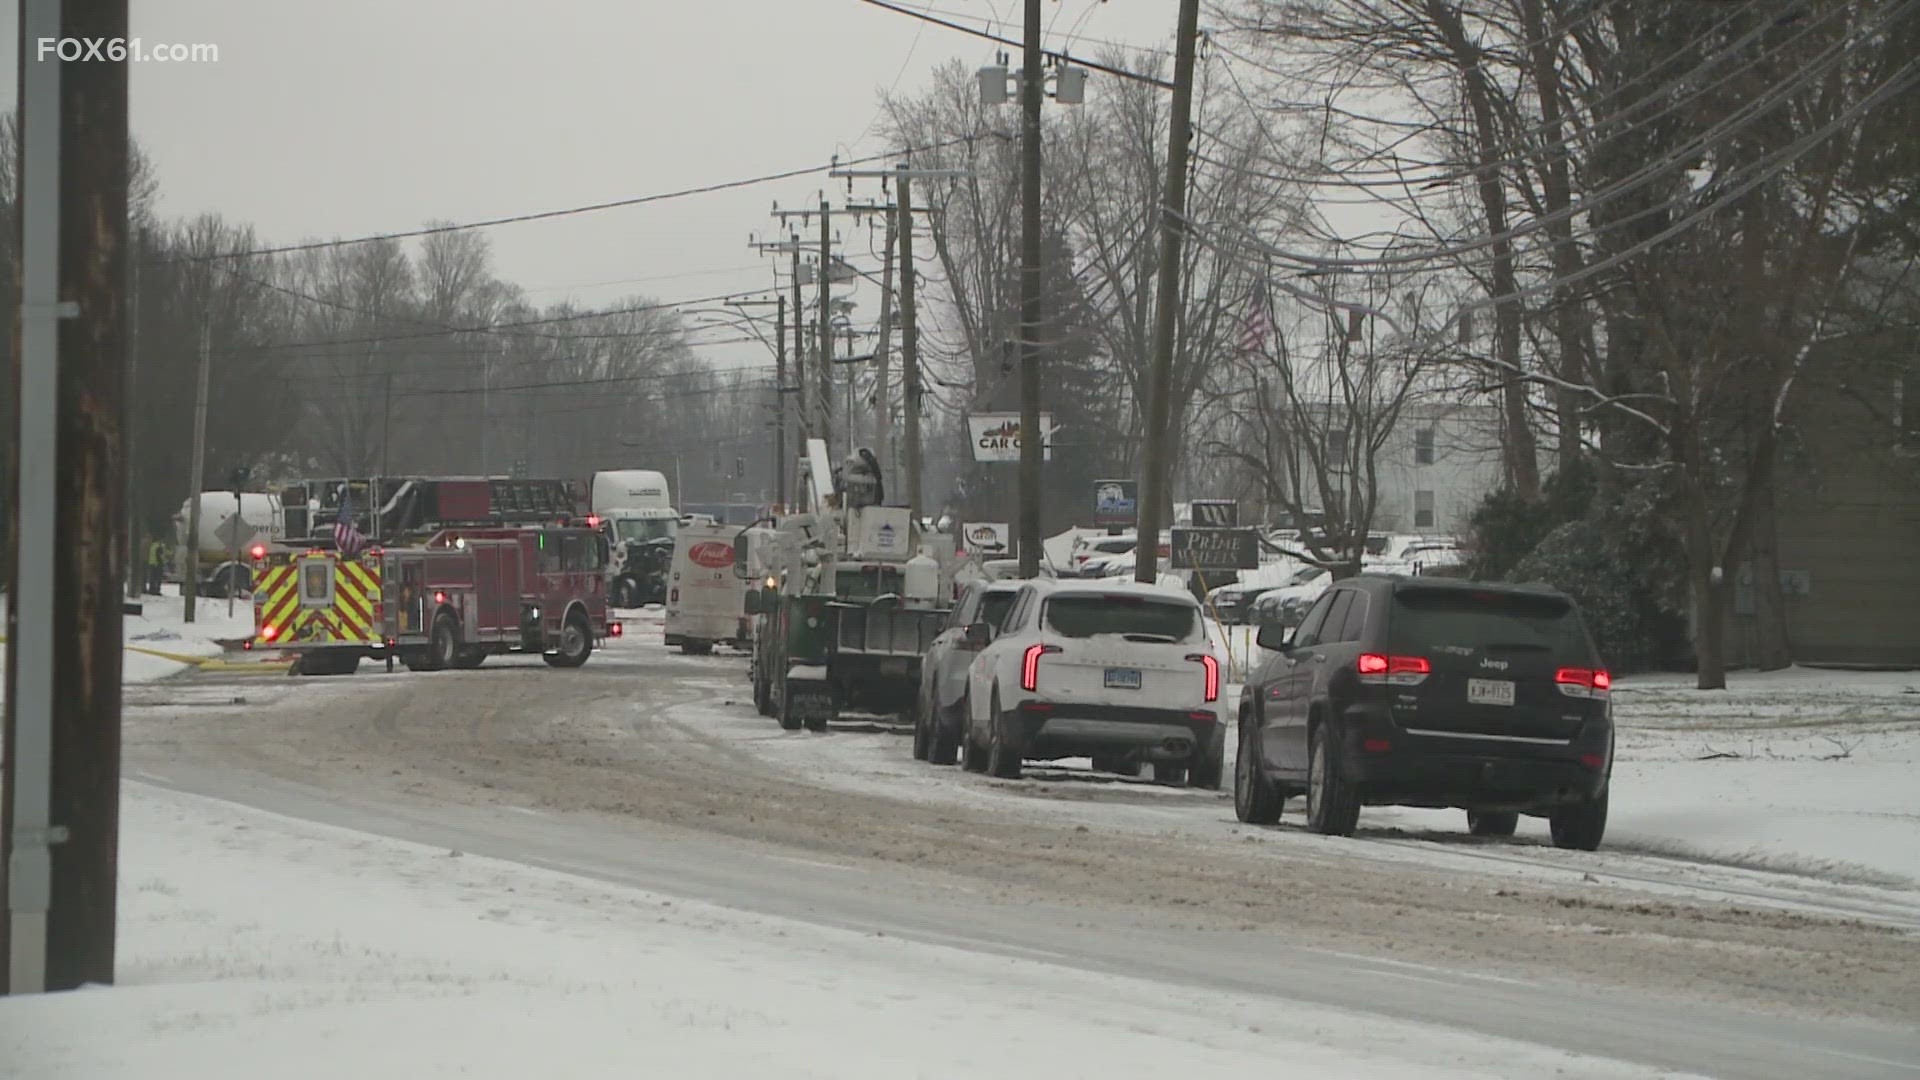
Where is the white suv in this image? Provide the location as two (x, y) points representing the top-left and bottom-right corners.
(960, 580), (1224, 786)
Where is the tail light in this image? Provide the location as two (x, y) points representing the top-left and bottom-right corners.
(249, 544), (266, 561)
(242, 640), (254, 651)
(1362, 737), (1393, 753)
(434, 591), (446, 604)
(1556, 668), (1612, 698)
(1021, 643), (1062, 692)
(1186, 652), (1220, 702)
(260, 625), (278, 642)
(1357, 653), (1430, 685)
(609, 621), (624, 637)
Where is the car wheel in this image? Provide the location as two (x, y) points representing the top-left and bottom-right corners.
(986, 690), (1022, 779)
(1305, 725), (1361, 837)
(777, 680), (804, 731)
(1549, 788), (1608, 851)
(427, 614), (458, 671)
(1187, 750), (1224, 791)
(928, 694), (962, 766)
(911, 685), (933, 762)
(451, 646), (486, 670)
(1234, 715), (1283, 824)
(542, 615), (592, 668)
(1467, 810), (1519, 837)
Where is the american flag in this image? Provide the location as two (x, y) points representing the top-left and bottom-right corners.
(334, 488), (367, 557)
(1238, 278), (1274, 356)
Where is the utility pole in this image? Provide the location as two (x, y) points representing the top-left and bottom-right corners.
(775, 294), (788, 509)
(4, 0), (131, 995)
(123, 229), (140, 599)
(897, 169), (923, 524)
(865, 205), (896, 461)
(817, 200), (835, 452)
(1135, 0), (1202, 585)
(181, 313), (211, 624)
(1017, 0), (1045, 578)
(829, 162), (971, 524)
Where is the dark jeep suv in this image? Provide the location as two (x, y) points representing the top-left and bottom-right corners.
(1235, 574), (1612, 850)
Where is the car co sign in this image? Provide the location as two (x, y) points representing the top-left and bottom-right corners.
(967, 412), (1054, 463)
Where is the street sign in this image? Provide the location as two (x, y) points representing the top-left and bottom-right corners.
(212, 512), (259, 549)
(1092, 479), (1137, 526)
(962, 521), (1010, 557)
(1170, 527), (1259, 571)
(1190, 499), (1237, 529)
(967, 412), (1054, 463)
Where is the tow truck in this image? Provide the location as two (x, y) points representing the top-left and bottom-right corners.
(249, 476), (618, 675)
(738, 441), (951, 730)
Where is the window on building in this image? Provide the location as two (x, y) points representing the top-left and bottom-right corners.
(1326, 428), (1349, 459)
(1414, 427), (1435, 465)
(1414, 490), (1436, 529)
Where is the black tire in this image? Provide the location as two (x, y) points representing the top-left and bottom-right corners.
(776, 681), (804, 731)
(928, 693), (962, 766)
(1234, 714), (1283, 824)
(960, 708), (989, 773)
(911, 685), (933, 762)
(1305, 724), (1362, 837)
(1091, 755), (1141, 777)
(986, 690), (1022, 779)
(804, 709), (829, 733)
(1153, 762), (1188, 785)
(753, 668), (773, 716)
(1188, 751), (1224, 791)
(451, 646), (486, 670)
(426, 615), (458, 672)
(1468, 810), (1519, 837)
(1549, 788), (1608, 851)
(543, 615), (592, 668)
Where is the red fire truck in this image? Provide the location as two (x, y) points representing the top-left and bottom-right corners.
(250, 477), (619, 675)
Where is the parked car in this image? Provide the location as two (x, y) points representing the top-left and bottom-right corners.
(1248, 565), (1332, 626)
(1234, 575), (1612, 849)
(1067, 534), (1136, 577)
(913, 579), (1023, 764)
(1205, 582), (1277, 625)
(960, 580), (1224, 787)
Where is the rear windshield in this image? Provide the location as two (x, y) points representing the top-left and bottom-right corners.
(980, 592), (1017, 628)
(1388, 588), (1592, 656)
(1044, 594), (1197, 641)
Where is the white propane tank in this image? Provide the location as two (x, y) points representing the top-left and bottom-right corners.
(904, 547), (940, 602)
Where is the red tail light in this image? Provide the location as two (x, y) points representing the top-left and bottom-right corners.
(1021, 643), (1061, 692)
(1358, 653), (1429, 684)
(1186, 652), (1220, 702)
(249, 544), (266, 561)
(434, 591), (446, 604)
(1362, 738), (1393, 753)
(242, 640), (253, 651)
(609, 621), (624, 637)
(1556, 668), (1612, 698)
(260, 625), (278, 642)
(1579, 753), (1607, 769)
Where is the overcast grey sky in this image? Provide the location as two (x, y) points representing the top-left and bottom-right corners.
(5, 1), (1185, 375)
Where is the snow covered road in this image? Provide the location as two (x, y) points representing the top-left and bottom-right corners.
(64, 635), (1920, 1077)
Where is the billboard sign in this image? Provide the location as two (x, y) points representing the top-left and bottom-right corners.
(968, 412), (1054, 463)
(1189, 499), (1238, 529)
(1092, 479), (1137, 527)
(1169, 527), (1260, 571)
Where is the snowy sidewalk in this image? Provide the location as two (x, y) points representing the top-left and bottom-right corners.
(0, 586), (274, 683)
(0, 784), (1686, 1080)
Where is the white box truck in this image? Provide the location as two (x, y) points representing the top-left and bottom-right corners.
(663, 519), (749, 654)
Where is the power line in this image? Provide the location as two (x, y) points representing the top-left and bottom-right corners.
(149, 137), (978, 266)
(855, 0), (1176, 89)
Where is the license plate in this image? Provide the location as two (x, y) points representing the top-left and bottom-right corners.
(1104, 667), (1142, 690)
(1467, 678), (1515, 706)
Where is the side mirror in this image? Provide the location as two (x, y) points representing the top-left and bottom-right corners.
(1255, 622), (1293, 653)
(962, 621), (992, 651)
(743, 590), (763, 615)
(732, 529), (752, 579)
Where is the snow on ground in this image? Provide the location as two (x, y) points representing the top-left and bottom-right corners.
(0, 585), (257, 684)
(0, 783), (1691, 1080)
